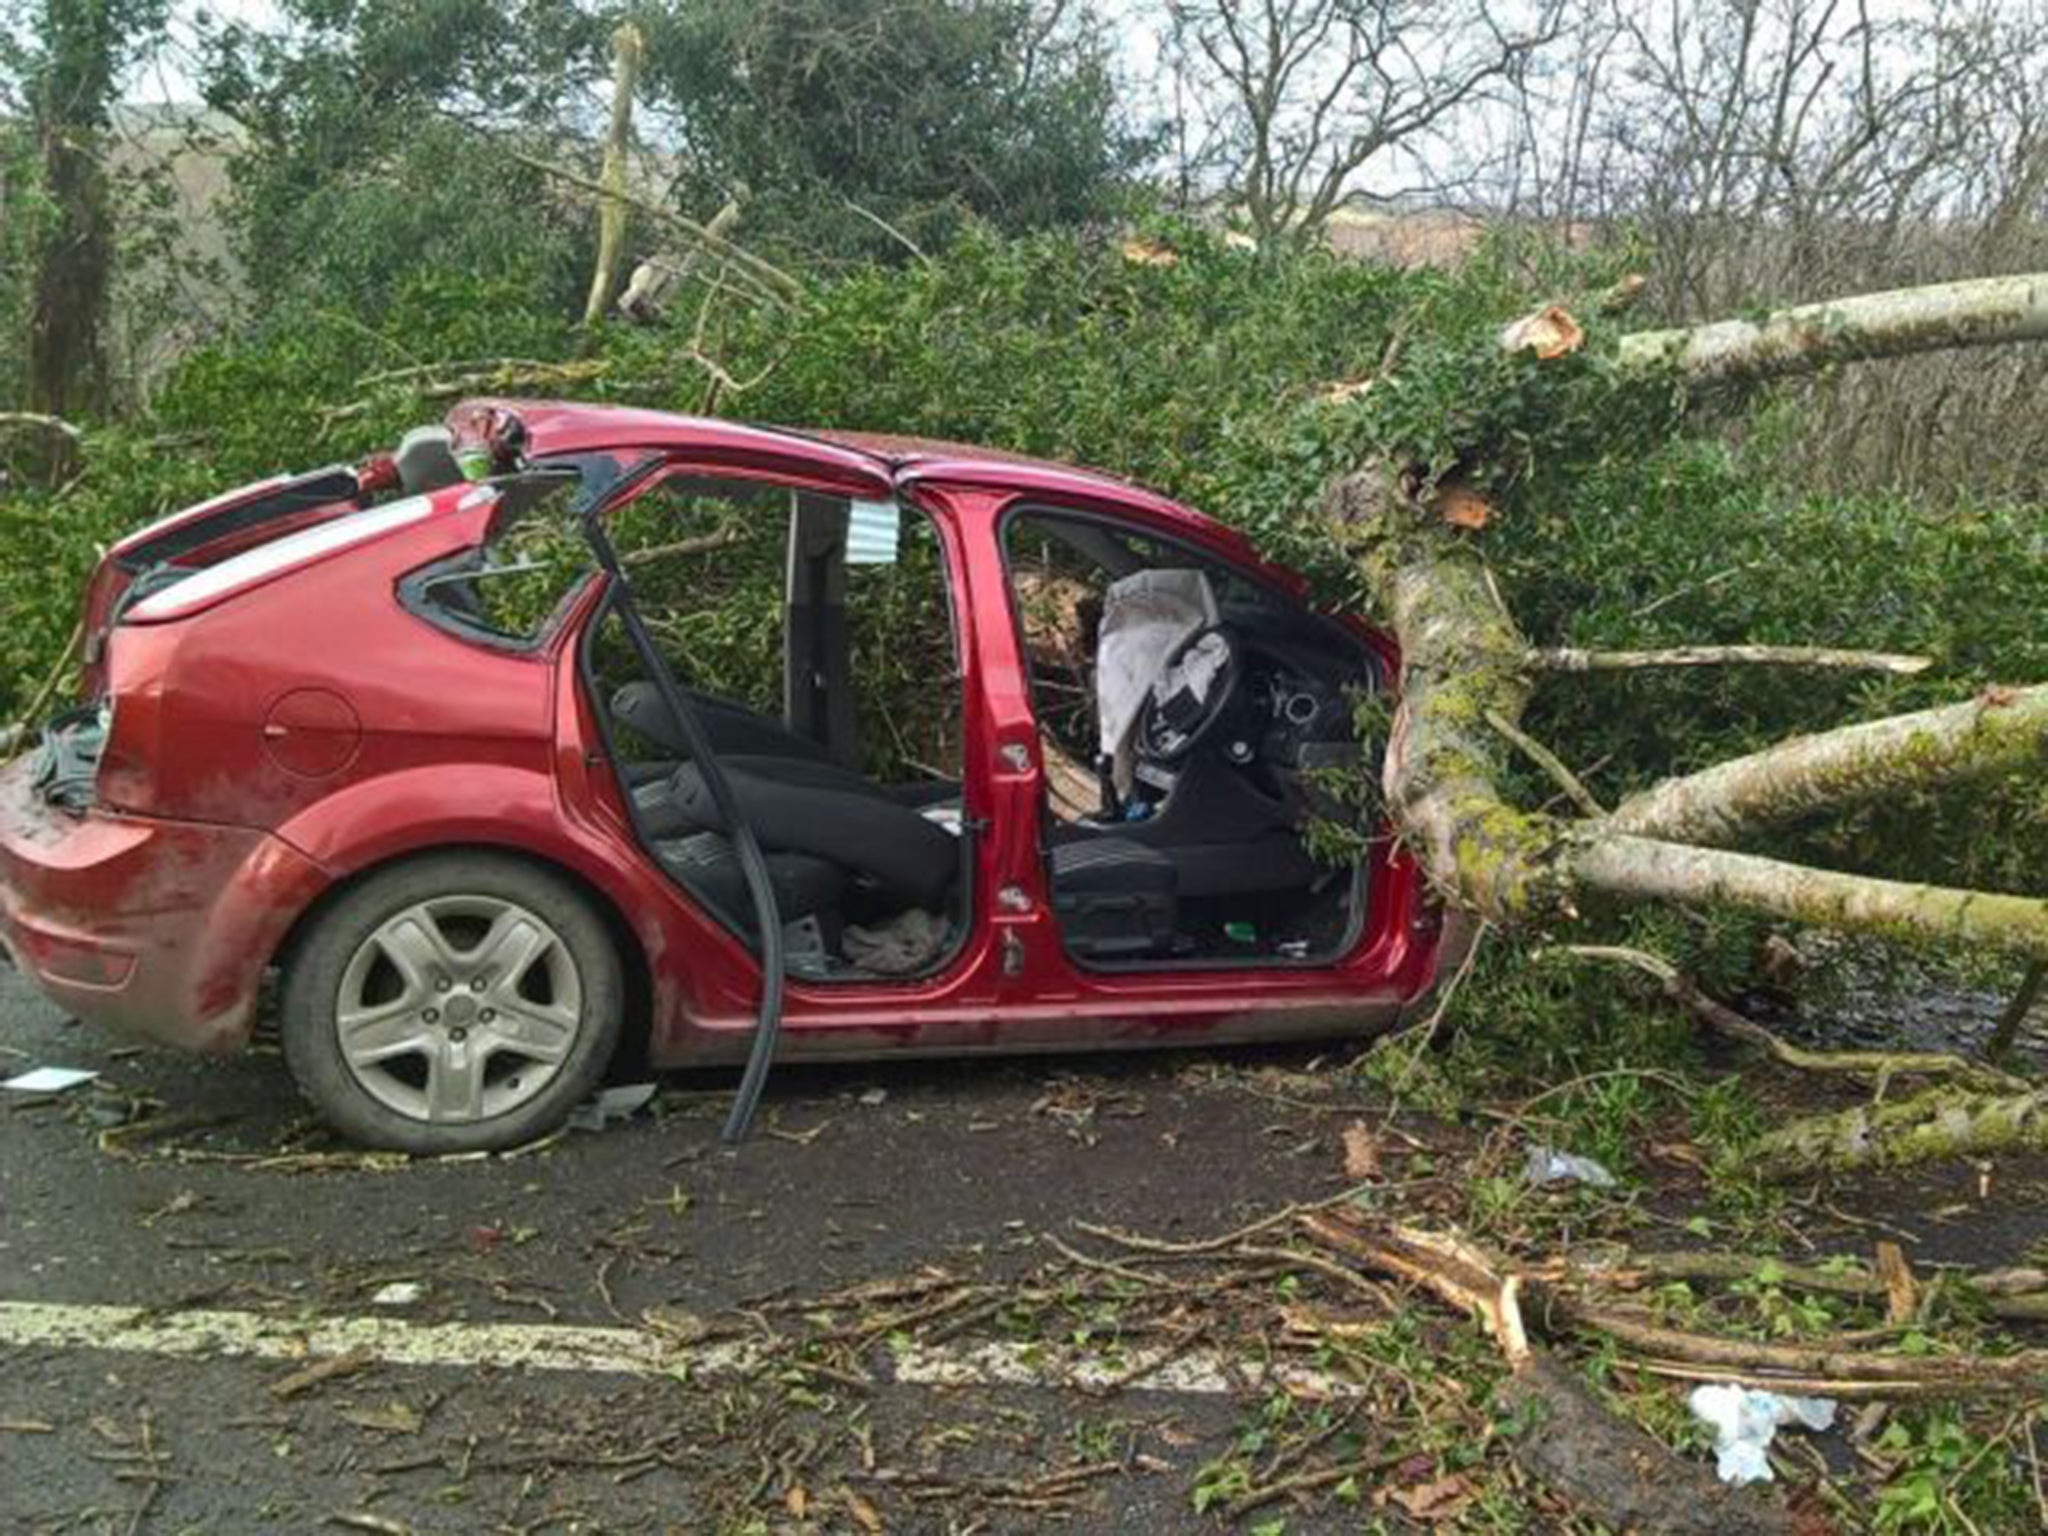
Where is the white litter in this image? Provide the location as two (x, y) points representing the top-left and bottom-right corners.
(567, 1083), (658, 1132)
(1523, 1145), (1618, 1188)
(1, 1066), (99, 1094)
(369, 1282), (424, 1308)
(1688, 1383), (1837, 1484)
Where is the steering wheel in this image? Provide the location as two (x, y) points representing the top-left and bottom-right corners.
(1137, 624), (1244, 765)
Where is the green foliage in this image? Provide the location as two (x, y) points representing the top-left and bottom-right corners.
(636, 0), (1153, 262)
(5, 0), (173, 414)
(0, 118), (36, 400)
(200, 0), (606, 315)
(1871, 1408), (2038, 1534)
(3, 224), (2041, 922)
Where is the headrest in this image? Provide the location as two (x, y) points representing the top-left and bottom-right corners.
(394, 426), (464, 496)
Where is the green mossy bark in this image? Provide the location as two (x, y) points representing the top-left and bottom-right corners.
(1335, 469), (2048, 966)
(1756, 1084), (2048, 1172)
(1573, 836), (2048, 963)
(1328, 471), (1568, 924)
(1607, 687), (2048, 847)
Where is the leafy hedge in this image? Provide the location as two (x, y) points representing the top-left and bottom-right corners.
(3, 225), (2040, 894)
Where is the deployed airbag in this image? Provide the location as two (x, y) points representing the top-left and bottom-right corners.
(1096, 569), (1218, 795)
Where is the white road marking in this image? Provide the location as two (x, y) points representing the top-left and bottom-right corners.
(0, 1299), (1359, 1399)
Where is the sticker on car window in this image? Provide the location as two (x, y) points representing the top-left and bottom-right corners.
(846, 499), (901, 566)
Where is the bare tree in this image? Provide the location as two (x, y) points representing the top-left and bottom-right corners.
(1164, 0), (1562, 247)
(1470, 0), (2048, 501)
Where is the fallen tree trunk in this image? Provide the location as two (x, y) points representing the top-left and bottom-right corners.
(1335, 469), (2048, 961)
(1342, 272), (2048, 1169)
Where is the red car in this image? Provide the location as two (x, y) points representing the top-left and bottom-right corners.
(0, 402), (1466, 1151)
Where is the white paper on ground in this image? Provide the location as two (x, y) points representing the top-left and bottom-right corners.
(1688, 1383), (1838, 1484)
(1, 1066), (99, 1094)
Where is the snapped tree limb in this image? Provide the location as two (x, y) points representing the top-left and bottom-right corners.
(1334, 467), (2048, 962)
(512, 154), (801, 306)
(1617, 272), (2048, 382)
(1533, 643), (1932, 674)
(1342, 271), (2048, 975)
(1336, 273), (2048, 1170)
(580, 23), (644, 329)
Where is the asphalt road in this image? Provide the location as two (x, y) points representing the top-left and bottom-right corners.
(0, 967), (1371, 1534)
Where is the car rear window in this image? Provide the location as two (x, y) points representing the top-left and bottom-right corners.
(410, 474), (594, 647)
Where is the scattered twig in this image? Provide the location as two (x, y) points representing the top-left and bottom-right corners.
(272, 1348), (376, 1399)
(1225, 1446), (1409, 1518)
(1300, 1210), (1797, 1535)
(326, 1514), (416, 1536)
(1559, 944), (2026, 1093)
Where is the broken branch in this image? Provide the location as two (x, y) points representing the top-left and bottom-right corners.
(1560, 944), (2025, 1094)
(1300, 1212), (1798, 1535)
(1534, 644), (1932, 675)
(580, 23), (644, 328)
(1755, 1082), (2048, 1173)
(511, 153), (801, 305)
(1619, 272), (2048, 382)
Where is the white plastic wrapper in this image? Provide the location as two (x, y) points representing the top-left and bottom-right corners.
(1688, 1383), (1837, 1484)
(1095, 569), (1219, 796)
(1523, 1144), (1618, 1188)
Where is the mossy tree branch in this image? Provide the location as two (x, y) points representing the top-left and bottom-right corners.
(1334, 272), (2048, 1170)
(1338, 466), (2048, 965)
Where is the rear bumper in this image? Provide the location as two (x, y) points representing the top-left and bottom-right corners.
(0, 757), (329, 1051)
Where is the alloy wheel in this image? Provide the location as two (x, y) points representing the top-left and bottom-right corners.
(333, 894), (585, 1125)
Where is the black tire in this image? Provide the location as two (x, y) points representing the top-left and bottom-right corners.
(281, 852), (624, 1154)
